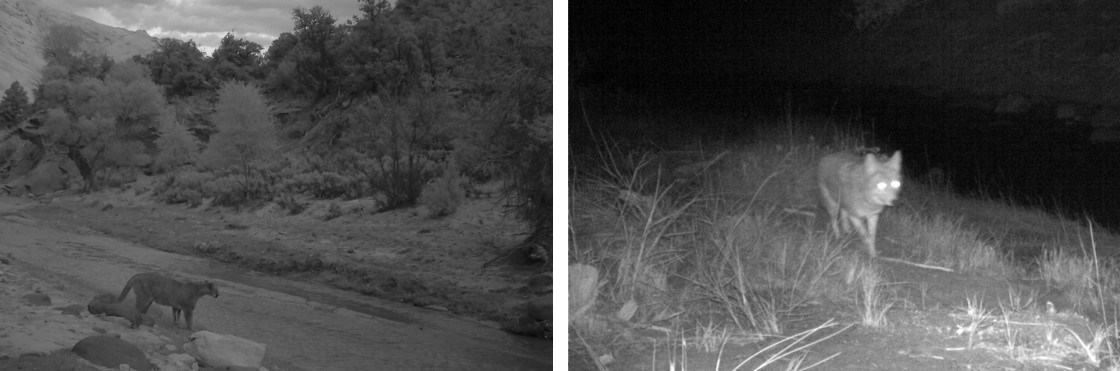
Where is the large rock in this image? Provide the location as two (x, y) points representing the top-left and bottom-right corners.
(184, 331), (266, 369)
(71, 335), (154, 370)
(87, 293), (147, 328)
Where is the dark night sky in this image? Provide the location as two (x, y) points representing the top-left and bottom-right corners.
(568, 1), (1120, 230)
(571, 0), (852, 86)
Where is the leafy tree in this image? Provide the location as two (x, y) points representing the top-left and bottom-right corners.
(134, 38), (213, 97)
(0, 81), (29, 130)
(153, 116), (199, 172)
(211, 33), (264, 82)
(359, 0), (393, 20)
(263, 32), (298, 70)
(38, 61), (167, 191)
(201, 81), (277, 177)
(287, 6), (345, 97)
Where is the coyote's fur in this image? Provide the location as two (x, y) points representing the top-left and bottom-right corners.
(817, 150), (902, 257)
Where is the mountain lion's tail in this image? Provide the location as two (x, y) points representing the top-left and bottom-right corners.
(117, 277), (135, 303)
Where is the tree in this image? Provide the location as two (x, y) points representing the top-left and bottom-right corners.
(263, 32), (298, 69)
(134, 38), (213, 97)
(287, 6), (345, 97)
(0, 81), (29, 130)
(153, 116), (199, 172)
(38, 61), (166, 191)
(211, 33), (264, 82)
(201, 81), (277, 175)
(443, 0), (552, 259)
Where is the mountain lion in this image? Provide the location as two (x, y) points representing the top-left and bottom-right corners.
(118, 272), (219, 330)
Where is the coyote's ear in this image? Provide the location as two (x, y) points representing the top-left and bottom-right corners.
(887, 151), (902, 169)
(864, 154), (878, 174)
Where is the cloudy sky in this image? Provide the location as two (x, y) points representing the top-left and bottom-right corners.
(40, 0), (365, 55)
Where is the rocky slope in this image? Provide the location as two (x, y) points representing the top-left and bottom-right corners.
(0, 0), (156, 91)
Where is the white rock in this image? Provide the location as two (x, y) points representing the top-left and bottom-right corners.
(159, 353), (197, 371)
(184, 331), (266, 369)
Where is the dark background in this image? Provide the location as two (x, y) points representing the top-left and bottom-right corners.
(570, 0), (1120, 230)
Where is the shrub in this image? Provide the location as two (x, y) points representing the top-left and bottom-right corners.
(323, 202), (342, 220)
(282, 171), (362, 199)
(420, 159), (466, 217)
(154, 170), (212, 205)
(276, 193), (306, 215)
(337, 151), (436, 210)
(208, 172), (273, 207)
(200, 81), (277, 173)
(153, 118), (200, 173)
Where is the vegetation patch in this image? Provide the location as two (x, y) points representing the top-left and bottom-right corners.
(570, 116), (1120, 369)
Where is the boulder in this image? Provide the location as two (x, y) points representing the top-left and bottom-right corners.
(88, 293), (147, 328)
(184, 331), (266, 369)
(71, 335), (154, 370)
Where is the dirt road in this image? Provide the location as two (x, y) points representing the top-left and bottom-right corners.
(0, 201), (551, 370)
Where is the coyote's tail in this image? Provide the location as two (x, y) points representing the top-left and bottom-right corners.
(117, 277), (134, 303)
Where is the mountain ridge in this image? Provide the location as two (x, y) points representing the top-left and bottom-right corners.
(0, 0), (157, 92)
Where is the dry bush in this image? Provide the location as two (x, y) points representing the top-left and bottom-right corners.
(419, 159), (466, 217)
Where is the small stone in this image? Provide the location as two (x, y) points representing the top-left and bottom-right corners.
(57, 304), (85, 316)
(20, 293), (51, 306)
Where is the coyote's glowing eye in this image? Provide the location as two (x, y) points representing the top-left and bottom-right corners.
(891, 180), (901, 188)
(877, 182), (887, 190)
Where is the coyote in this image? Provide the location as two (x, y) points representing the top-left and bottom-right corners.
(817, 150), (902, 257)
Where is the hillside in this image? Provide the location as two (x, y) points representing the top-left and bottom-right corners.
(0, 0), (156, 90)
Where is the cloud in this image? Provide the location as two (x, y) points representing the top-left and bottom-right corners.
(41, 0), (363, 56)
